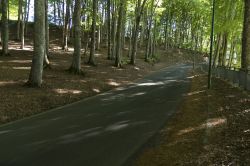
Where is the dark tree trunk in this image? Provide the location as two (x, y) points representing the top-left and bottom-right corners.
(1, 0), (9, 56)
(115, 0), (125, 67)
(130, 0), (147, 65)
(88, 0), (97, 65)
(69, 0), (82, 73)
(242, 0), (250, 70)
(107, 0), (112, 59)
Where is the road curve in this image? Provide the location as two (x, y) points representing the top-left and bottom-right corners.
(0, 64), (192, 166)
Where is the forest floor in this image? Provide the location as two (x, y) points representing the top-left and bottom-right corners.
(0, 28), (199, 125)
(132, 70), (250, 165)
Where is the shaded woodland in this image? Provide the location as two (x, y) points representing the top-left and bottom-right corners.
(0, 0), (250, 87)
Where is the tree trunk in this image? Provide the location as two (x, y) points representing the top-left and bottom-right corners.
(115, 0), (125, 67)
(62, 0), (71, 51)
(28, 0), (45, 87)
(1, 0), (9, 56)
(25, 0), (31, 35)
(17, 0), (23, 40)
(44, 0), (50, 68)
(130, 0), (147, 65)
(107, 0), (111, 59)
(242, 0), (250, 70)
(69, 0), (82, 73)
(20, 10), (25, 49)
(88, 0), (97, 65)
(97, 25), (101, 50)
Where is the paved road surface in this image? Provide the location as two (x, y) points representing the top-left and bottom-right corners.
(0, 64), (192, 166)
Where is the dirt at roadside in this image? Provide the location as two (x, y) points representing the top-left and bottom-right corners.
(0, 33), (201, 125)
(132, 71), (250, 166)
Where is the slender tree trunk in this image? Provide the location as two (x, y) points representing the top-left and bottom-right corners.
(107, 0), (111, 59)
(25, 0), (31, 35)
(62, 0), (71, 51)
(242, 0), (250, 70)
(213, 34), (222, 67)
(1, 0), (9, 56)
(54, 1), (57, 23)
(88, 0), (97, 65)
(20, 9), (25, 49)
(130, 0), (147, 65)
(17, 0), (23, 40)
(97, 25), (101, 50)
(69, 0), (82, 73)
(28, 0), (45, 87)
(115, 0), (125, 67)
(128, 21), (133, 58)
(44, 0), (50, 68)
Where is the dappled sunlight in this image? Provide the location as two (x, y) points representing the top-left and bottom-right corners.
(177, 118), (227, 136)
(105, 120), (130, 132)
(184, 90), (205, 96)
(94, 53), (103, 57)
(241, 109), (250, 114)
(7, 60), (32, 63)
(56, 119), (148, 145)
(134, 67), (140, 71)
(12, 67), (31, 70)
(92, 88), (100, 93)
(0, 81), (18, 86)
(136, 82), (165, 86)
(53, 88), (82, 94)
(107, 79), (121, 86)
(59, 127), (102, 144)
(135, 80), (177, 87)
(0, 130), (12, 135)
(128, 92), (146, 97)
(102, 94), (125, 101)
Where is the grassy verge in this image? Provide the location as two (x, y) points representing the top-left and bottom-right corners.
(133, 71), (250, 165)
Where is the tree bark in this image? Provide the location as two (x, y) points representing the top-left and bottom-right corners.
(107, 0), (111, 59)
(62, 0), (71, 51)
(115, 0), (125, 67)
(88, 0), (97, 65)
(44, 0), (50, 68)
(242, 0), (250, 70)
(1, 0), (9, 56)
(69, 0), (82, 73)
(17, 0), (23, 40)
(130, 0), (147, 65)
(28, 0), (45, 87)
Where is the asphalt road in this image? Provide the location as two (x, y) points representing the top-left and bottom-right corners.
(0, 64), (192, 166)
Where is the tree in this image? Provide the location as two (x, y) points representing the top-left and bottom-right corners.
(88, 0), (97, 65)
(115, 0), (125, 67)
(242, 0), (250, 70)
(17, 0), (23, 40)
(62, 0), (71, 51)
(27, 0), (45, 87)
(69, 0), (82, 73)
(44, 0), (50, 68)
(107, 0), (112, 60)
(1, 0), (9, 56)
(130, 0), (147, 65)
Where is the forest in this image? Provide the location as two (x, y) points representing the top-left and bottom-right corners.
(0, 0), (249, 87)
(0, 0), (250, 165)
